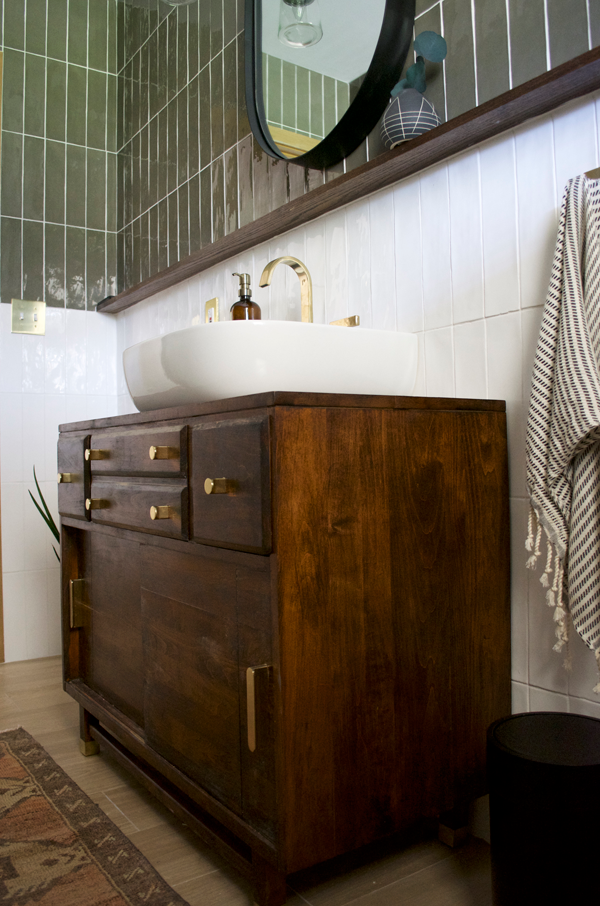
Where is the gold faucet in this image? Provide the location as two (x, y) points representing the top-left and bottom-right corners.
(259, 256), (313, 323)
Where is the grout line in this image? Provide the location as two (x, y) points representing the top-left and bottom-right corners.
(505, 0), (513, 91)
(543, 0), (552, 71)
(470, 0), (478, 107)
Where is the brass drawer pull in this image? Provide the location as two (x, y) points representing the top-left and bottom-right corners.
(86, 498), (109, 510)
(150, 505), (174, 520)
(149, 445), (179, 460)
(85, 449), (109, 461)
(57, 472), (73, 483)
(204, 477), (237, 495)
(246, 665), (271, 753)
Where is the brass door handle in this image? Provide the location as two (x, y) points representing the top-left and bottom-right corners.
(150, 505), (174, 520)
(85, 498), (109, 510)
(246, 665), (271, 752)
(149, 445), (179, 460)
(85, 449), (109, 461)
(57, 472), (73, 483)
(204, 478), (237, 495)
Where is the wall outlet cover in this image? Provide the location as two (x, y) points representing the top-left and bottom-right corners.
(11, 300), (46, 335)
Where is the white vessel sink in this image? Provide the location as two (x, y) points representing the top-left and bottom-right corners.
(123, 320), (418, 412)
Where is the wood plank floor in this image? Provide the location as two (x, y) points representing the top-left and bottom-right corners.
(0, 656), (493, 906)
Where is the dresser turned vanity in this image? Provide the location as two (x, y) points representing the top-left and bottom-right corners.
(58, 391), (511, 906)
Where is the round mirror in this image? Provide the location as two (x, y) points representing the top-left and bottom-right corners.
(245, 0), (416, 169)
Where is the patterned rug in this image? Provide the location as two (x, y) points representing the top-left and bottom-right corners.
(0, 727), (190, 905)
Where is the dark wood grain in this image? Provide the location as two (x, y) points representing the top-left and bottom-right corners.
(191, 415), (272, 554)
(88, 425), (188, 476)
(88, 478), (189, 539)
(57, 435), (89, 518)
(97, 47), (600, 316)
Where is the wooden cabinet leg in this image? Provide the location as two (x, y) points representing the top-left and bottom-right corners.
(79, 706), (99, 757)
(252, 853), (287, 906)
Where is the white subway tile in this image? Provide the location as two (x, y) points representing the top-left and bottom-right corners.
(479, 135), (520, 317)
(46, 568), (62, 657)
(486, 311), (522, 403)
(44, 395), (67, 483)
(393, 177), (424, 334)
(448, 151), (484, 324)
(44, 307), (66, 394)
(1, 572), (28, 662)
(424, 326), (455, 397)
(566, 627), (600, 701)
(0, 483), (25, 574)
(568, 695), (600, 719)
(65, 309), (87, 394)
(521, 305), (544, 406)
(420, 165), (452, 330)
(271, 229), (307, 322)
(515, 118), (558, 310)
(305, 223), (326, 325)
(23, 474), (55, 573)
(369, 191), (396, 331)
(24, 570), (51, 659)
(511, 499), (529, 685)
(346, 201), (372, 328)
(0, 393), (24, 483)
(553, 96), (598, 197)
(22, 393), (45, 484)
(65, 394), (90, 424)
(253, 243), (275, 321)
(528, 686), (570, 712)
(0, 307), (24, 393)
(118, 393), (137, 416)
(21, 333), (46, 393)
(325, 209), (348, 324)
(412, 332), (426, 395)
(453, 319), (487, 399)
(511, 681), (530, 713)
(528, 562), (569, 695)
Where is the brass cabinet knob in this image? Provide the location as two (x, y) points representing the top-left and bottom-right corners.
(150, 505), (174, 520)
(57, 472), (73, 483)
(85, 498), (109, 510)
(204, 477), (236, 495)
(85, 449), (109, 461)
(149, 445), (179, 460)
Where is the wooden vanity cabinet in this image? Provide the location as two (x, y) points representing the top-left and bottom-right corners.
(59, 391), (511, 906)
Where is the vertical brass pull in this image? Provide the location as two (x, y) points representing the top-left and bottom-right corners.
(246, 665), (270, 753)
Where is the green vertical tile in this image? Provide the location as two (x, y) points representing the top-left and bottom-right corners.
(66, 144), (86, 227)
(200, 165), (212, 247)
(87, 231), (106, 307)
(4, 0), (25, 50)
(117, 228), (125, 293)
(509, 0), (547, 86)
(188, 3), (199, 83)
(310, 71), (323, 138)
(26, 0), (47, 56)
(282, 62), (295, 130)
(87, 70), (107, 150)
(177, 6), (189, 92)
(3, 50), (25, 133)
(167, 190), (178, 264)
(46, 60), (67, 143)
(199, 65), (211, 170)
(157, 19), (168, 110)
(140, 126), (149, 214)
(237, 34), (251, 141)
(269, 157), (287, 211)
(123, 223), (134, 289)
(45, 224), (66, 307)
(178, 183), (189, 259)
(1, 218), (22, 304)
(87, 151), (106, 232)
(238, 134), (253, 228)
(323, 76), (336, 135)
(123, 63), (132, 146)
(188, 76), (200, 179)
(289, 158), (307, 198)
(148, 33), (159, 119)
(252, 136), (269, 220)
(149, 204), (159, 275)
(547, 0), (589, 68)
(108, 0), (118, 75)
(120, 144), (133, 228)
(107, 231), (117, 296)
(167, 99), (178, 193)
(107, 74), (118, 153)
(140, 212), (150, 282)
(199, 0), (210, 70)
(444, 0), (477, 119)
(1, 133), (23, 218)
(297, 67), (310, 134)
(210, 0), (223, 58)
(157, 197), (168, 271)
(67, 65), (87, 146)
(132, 216), (141, 285)
(23, 137), (45, 222)
(65, 226), (86, 309)
(107, 154), (118, 233)
(474, 0), (510, 105)
(224, 147), (238, 235)
(267, 56), (282, 126)
(188, 173), (200, 254)
(68, 0), (88, 67)
(149, 116), (159, 208)
(236, 0), (244, 34)
(139, 44), (150, 132)
(88, 0), (108, 71)
(417, 4), (445, 121)
(349, 74), (364, 106)
(211, 54), (224, 159)
(22, 220), (44, 302)
(167, 12), (178, 101)
(178, 88), (189, 186)
(158, 109), (168, 200)
(224, 40), (237, 150)
(131, 52), (141, 140)
(45, 141), (66, 224)
(591, 0), (600, 48)
(47, 0), (68, 61)
(224, 0), (236, 45)
(131, 133), (141, 221)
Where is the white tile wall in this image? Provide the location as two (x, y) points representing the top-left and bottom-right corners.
(5, 91), (600, 723)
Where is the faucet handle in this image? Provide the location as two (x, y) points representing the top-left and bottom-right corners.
(330, 315), (360, 327)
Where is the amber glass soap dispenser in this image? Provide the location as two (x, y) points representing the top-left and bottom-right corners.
(230, 272), (261, 320)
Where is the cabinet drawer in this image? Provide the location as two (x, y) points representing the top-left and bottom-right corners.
(191, 416), (271, 554)
(57, 435), (89, 518)
(86, 426), (187, 476)
(87, 479), (188, 539)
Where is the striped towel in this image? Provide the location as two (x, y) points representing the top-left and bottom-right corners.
(526, 175), (600, 692)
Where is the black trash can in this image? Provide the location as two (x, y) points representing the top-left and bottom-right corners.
(488, 712), (600, 905)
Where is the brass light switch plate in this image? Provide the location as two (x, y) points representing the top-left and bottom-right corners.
(11, 300), (46, 335)
(205, 297), (219, 322)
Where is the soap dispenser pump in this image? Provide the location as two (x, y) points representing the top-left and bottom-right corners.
(230, 273), (261, 320)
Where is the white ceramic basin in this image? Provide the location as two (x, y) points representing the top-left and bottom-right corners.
(123, 320), (418, 412)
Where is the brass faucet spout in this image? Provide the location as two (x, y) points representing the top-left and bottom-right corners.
(259, 256), (313, 323)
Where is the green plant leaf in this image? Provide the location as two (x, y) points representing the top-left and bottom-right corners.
(391, 78), (408, 97)
(406, 57), (426, 93)
(414, 31), (448, 63)
(29, 467), (60, 545)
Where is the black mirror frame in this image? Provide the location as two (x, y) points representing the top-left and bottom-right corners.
(245, 0), (416, 170)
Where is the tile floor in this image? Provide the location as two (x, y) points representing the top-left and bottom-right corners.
(0, 656), (493, 905)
